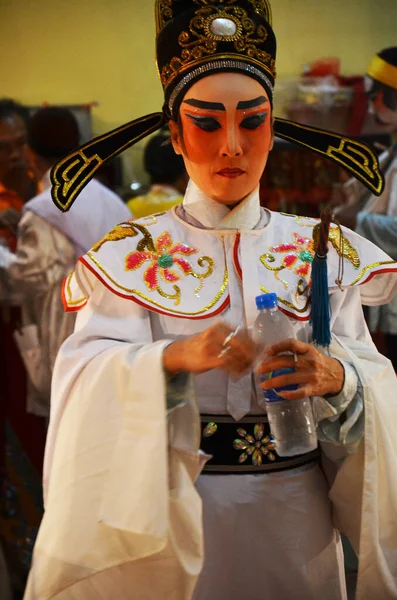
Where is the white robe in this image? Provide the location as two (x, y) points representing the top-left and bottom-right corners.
(25, 182), (397, 600)
(355, 152), (397, 334)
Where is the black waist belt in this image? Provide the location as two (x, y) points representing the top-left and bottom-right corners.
(200, 414), (319, 475)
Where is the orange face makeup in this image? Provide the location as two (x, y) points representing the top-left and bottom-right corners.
(169, 72), (274, 205)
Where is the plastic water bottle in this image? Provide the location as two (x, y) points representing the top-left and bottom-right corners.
(252, 293), (317, 457)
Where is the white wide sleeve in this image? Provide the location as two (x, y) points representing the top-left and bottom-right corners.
(317, 286), (397, 600)
(27, 274), (204, 600)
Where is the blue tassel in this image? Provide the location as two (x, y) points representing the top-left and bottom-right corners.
(310, 254), (331, 347)
(310, 209), (333, 348)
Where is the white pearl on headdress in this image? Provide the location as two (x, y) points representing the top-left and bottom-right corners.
(209, 18), (237, 38)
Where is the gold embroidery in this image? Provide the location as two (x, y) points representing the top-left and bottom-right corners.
(347, 260), (396, 287)
(312, 224), (361, 270)
(157, 286), (181, 303)
(124, 231), (214, 306)
(260, 253), (288, 289)
(329, 227), (360, 269)
(293, 215), (361, 270)
(260, 233), (314, 290)
(160, 2), (275, 88)
(65, 272), (86, 306)
(92, 222), (139, 252)
(248, 0), (272, 22)
(141, 212), (167, 225)
(155, 0), (173, 34)
(191, 256), (215, 295)
(86, 252), (229, 316)
(260, 285), (311, 314)
(191, 0), (272, 22)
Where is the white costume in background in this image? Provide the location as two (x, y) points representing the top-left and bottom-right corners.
(355, 150), (397, 334)
(25, 181), (397, 599)
(0, 171), (130, 416)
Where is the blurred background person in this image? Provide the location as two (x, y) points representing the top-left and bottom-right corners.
(335, 47), (397, 370)
(0, 98), (36, 600)
(0, 106), (130, 598)
(127, 128), (188, 218)
(0, 99), (36, 251)
(1, 105), (130, 415)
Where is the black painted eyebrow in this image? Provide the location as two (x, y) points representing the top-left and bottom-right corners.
(183, 99), (225, 111)
(237, 96), (268, 109)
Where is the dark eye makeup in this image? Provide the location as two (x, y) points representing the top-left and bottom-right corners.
(240, 112), (268, 130)
(185, 114), (221, 132)
(184, 110), (268, 132)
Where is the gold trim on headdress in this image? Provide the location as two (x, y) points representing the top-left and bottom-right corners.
(51, 113), (164, 212)
(156, 1), (272, 36)
(156, 0), (173, 35)
(367, 55), (397, 90)
(158, 1), (276, 90)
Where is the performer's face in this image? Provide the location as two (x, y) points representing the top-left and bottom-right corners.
(0, 113), (27, 182)
(169, 72), (274, 205)
(366, 79), (397, 131)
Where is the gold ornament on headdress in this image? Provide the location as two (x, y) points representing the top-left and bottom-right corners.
(156, 0), (275, 89)
(156, 0), (173, 34)
(156, 0), (272, 35)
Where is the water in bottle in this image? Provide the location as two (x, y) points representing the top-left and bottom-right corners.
(252, 293), (317, 457)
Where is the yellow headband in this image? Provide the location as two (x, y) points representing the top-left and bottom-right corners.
(367, 55), (397, 90)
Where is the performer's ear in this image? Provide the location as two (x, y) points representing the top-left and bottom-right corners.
(169, 119), (183, 155)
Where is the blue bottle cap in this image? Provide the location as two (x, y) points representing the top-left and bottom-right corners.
(255, 293), (278, 310)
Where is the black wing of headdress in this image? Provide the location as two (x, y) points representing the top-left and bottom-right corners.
(274, 118), (384, 197)
(51, 111), (385, 213)
(51, 112), (164, 212)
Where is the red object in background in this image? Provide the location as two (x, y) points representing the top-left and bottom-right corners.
(302, 57), (341, 78)
(300, 58), (368, 136)
(260, 145), (341, 217)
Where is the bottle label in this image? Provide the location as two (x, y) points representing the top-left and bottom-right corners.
(261, 368), (299, 402)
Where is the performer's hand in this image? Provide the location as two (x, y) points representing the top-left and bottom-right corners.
(163, 323), (257, 378)
(257, 339), (344, 400)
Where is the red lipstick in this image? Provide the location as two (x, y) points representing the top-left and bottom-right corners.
(217, 168), (245, 178)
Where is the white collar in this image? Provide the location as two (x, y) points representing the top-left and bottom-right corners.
(182, 179), (262, 230)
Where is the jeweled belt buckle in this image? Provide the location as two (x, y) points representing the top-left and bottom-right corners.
(200, 414), (319, 474)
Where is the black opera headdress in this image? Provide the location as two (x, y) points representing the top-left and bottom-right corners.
(51, 0), (384, 212)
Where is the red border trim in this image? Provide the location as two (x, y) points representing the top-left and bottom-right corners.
(359, 266), (397, 286)
(278, 306), (310, 321)
(79, 256), (230, 320)
(61, 275), (88, 313)
(233, 233), (242, 280)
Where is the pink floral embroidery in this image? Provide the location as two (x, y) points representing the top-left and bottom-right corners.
(270, 233), (314, 280)
(125, 231), (198, 292)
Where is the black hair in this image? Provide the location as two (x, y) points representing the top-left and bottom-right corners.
(379, 47), (397, 67)
(0, 98), (30, 123)
(144, 128), (186, 184)
(27, 106), (80, 163)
